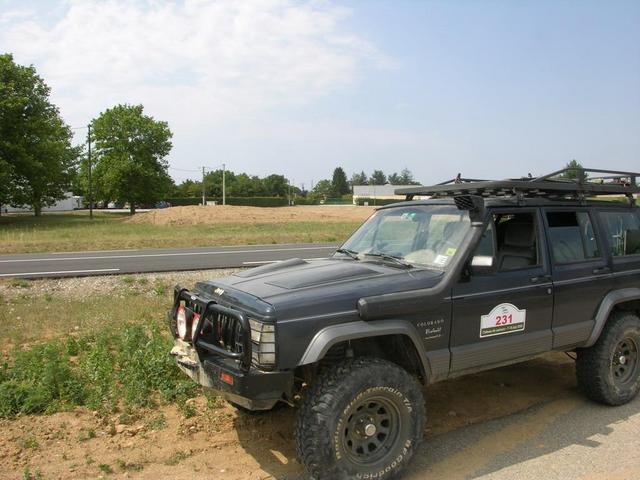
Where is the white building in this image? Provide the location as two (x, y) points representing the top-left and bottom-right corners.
(352, 185), (425, 204)
(2, 193), (83, 213)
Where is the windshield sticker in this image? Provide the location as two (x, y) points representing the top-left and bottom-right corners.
(480, 303), (526, 338)
(434, 254), (449, 266)
(445, 247), (457, 256)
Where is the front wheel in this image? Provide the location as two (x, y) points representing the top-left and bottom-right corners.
(576, 311), (640, 406)
(295, 358), (425, 480)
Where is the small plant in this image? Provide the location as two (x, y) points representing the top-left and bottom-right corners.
(179, 400), (196, 419)
(145, 413), (167, 430)
(137, 277), (149, 286)
(22, 467), (44, 480)
(77, 428), (96, 441)
(152, 280), (168, 296)
(164, 450), (191, 466)
(121, 276), (135, 285)
(116, 459), (144, 472)
(20, 434), (39, 450)
(98, 463), (114, 474)
(9, 278), (30, 288)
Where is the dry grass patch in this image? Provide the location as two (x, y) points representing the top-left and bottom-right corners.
(0, 207), (369, 253)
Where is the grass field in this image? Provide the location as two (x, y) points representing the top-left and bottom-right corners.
(0, 210), (362, 254)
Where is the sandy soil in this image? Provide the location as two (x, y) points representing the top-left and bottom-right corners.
(127, 205), (375, 226)
(1, 353), (577, 480)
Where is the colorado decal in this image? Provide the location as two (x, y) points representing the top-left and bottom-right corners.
(480, 303), (526, 338)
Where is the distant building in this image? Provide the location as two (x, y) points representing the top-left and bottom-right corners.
(2, 193), (83, 213)
(352, 184), (425, 204)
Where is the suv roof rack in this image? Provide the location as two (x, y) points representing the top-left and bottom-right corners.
(396, 167), (639, 205)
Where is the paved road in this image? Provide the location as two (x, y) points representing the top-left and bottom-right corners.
(0, 243), (339, 278)
(407, 393), (640, 480)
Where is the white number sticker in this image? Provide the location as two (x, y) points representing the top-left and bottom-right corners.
(480, 303), (526, 338)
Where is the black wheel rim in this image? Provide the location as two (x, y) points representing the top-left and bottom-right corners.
(342, 396), (401, 465)
(612, 337), (639, 385)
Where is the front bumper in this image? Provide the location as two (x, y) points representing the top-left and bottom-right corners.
(170, 339), (293, 411)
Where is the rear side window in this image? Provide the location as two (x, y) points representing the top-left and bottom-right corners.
(599, 210), (640, 256)
(546, 212), (599, 263)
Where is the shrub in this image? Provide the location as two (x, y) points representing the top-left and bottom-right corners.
(0, 322), (200, 418)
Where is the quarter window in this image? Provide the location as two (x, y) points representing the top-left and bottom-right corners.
(599, 211), (640, 256)
(546, 212), (599, 263)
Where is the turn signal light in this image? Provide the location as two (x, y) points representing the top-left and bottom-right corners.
(220, 372), (234, 385)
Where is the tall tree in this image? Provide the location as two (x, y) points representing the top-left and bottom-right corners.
(370, 170), (387, 185)
(331, 167), (350, 196)
(91, 104), (173, 213)
(561, 159), (586, 182)
(350, 171), (368, 186)
(0, 54), (79, 215)
(388, 172), (401, 184)
(399, 168), (419, 185)
(309, 179), (333, 200)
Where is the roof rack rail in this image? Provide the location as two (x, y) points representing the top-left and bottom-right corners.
(396, 167), (639, 205)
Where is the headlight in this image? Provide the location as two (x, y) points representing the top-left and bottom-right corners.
(176, 306), (188, 339)
(249, 318), (276, 367)
(191, 313), (201, 340)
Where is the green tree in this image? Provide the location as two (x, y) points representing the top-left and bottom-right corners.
(350, 171), (368, 186)
(262, 174), (288, 197)
(331, 167), (350, 196)
(91, 104), (173, 213)
(370, 170), (387, 185)
(388, 172), (401, 184)
(399, 168), (419, 185)
(309, 179), (333, 201)
(561, 159), (587, 182)
(0, 54), (79, 215)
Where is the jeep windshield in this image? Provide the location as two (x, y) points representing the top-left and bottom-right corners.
(338, 205), (470, 270)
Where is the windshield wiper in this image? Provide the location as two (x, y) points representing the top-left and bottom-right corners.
(335, 248), (359, 260)
(362, 252), (413, 269)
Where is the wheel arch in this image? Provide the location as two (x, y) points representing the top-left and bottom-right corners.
(585, 287), (640, 347)
(298, 320), (432, 383)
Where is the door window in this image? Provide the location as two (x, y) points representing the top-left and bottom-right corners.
(599, 211), (640, 256)
(494, 212), (539, 271)
(546, 211), (600, 263)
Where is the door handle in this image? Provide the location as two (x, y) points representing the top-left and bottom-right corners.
(592, 266), (611, 275)
(530, 275), (551, 284)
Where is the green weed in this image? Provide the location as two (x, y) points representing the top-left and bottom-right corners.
(9, 278), (30, 288)
(0, 322), (200, 419)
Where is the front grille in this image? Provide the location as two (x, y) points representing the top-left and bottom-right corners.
(172, 286), (253, 368)
(199, 310), (246, 357)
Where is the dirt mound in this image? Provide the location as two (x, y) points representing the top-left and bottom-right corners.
(127, 205), (375, 226)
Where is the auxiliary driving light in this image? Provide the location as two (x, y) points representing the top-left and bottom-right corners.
(176, 306), (188, 340)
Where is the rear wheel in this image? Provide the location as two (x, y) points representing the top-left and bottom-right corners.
(576, 311), (640, 406)
(295, 357), (425, 480)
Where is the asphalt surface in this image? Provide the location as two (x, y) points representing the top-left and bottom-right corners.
(406, 392), (640, 480)
(0, 243), (339, 279)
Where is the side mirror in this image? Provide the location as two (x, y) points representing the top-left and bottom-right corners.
(470, 255), (495, 275)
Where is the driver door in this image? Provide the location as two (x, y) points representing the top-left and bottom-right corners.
(449, 208), (554, 374)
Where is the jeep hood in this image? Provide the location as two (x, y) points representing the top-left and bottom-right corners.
(193, 258), (443, 320)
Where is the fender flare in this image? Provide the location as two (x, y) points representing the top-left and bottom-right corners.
(584, 287), (640, 347)
(298, 320), (432, 381)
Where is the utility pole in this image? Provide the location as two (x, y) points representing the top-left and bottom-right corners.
(222, 163), (226, 206)
(202, 166), (206, 206)
(87, 124), (93, 219)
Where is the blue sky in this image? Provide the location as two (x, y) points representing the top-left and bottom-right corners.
(1, 0), (638, 188)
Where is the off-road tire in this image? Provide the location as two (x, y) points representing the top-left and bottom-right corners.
(295, 357), (425, 480)
(576, 311), (640, 406)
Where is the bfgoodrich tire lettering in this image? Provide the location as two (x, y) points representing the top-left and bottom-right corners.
(295, 357), (425, 480)
(576, 311), (640, 406)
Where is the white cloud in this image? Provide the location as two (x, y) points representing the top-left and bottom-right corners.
(0, 0), (387, 133)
